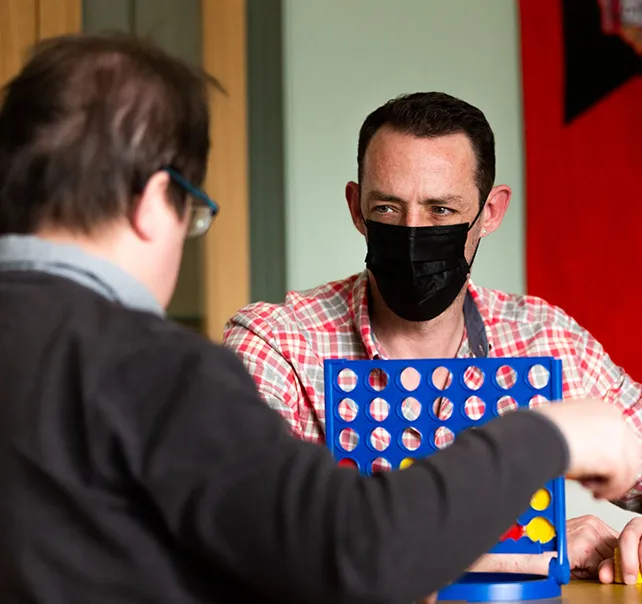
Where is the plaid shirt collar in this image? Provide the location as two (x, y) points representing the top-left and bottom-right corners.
(349, 270), (489, 359)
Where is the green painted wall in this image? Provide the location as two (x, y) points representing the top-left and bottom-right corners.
(283, 0), (525, 295)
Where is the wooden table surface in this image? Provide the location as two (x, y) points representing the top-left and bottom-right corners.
(439, 581), (641, 602)
(562, 581), (642, 603)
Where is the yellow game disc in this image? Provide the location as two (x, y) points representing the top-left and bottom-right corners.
(614, 547), (642, 584)
(525, 517), (555, 544)
(530, 488), (551, 511)
(399, 458), (414, 469)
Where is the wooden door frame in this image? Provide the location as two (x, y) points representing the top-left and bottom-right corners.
(202, 0), (250, 341)
(0, 0), (81, 87)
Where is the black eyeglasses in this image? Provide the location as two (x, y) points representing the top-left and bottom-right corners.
(162, 167), (219, 238)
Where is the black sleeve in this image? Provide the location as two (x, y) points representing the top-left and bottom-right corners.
(118, 339), (569, 604)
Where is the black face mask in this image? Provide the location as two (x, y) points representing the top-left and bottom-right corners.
(364, 210), (483, 322)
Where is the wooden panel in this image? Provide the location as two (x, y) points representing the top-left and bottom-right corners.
(38, 0), (82, 39)
(0, 0), (37, 86)
(0, 0), (81, 88)
(202, 0), (249, 341)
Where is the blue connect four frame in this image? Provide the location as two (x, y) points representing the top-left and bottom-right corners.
(324, 357), (570, 602)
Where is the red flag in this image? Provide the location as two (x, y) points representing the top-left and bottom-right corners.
(520, 0), (642, 380)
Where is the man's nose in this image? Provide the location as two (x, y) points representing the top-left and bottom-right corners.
(402, 208), (428, 228)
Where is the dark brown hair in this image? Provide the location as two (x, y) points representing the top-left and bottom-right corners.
(0, 33), (216, 234)
(357, 92), (496, 205)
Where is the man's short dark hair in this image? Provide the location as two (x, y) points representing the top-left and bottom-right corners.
(0, 34), (215, 235)
(357, 92), (496, 205)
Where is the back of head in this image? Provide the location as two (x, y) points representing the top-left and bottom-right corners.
(357, 92), (496, 205)
(0, 34), (211, 235)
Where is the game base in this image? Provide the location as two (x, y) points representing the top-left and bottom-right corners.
(437, 572), (562, 602)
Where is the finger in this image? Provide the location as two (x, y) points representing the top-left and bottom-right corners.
(579, 477), (617, 502)
(583, 467), (637, 502)
(619, 520), (642, 584)
(579, 477), (604, 491)
(598, 558), (615, 584)
(605, 462), (641, 501)
(591, 480), (630, 503)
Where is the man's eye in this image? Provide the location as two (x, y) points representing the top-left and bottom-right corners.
(432, 206), (453, 216)
(373, 205), (395, 215)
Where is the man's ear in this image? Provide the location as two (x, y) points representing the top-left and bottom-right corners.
(131, 171), (172, 241)
(346, 181), (366, 236)
(480, 184), (511, 237)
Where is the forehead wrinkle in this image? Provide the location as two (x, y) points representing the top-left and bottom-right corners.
(363, 133), (478, 206)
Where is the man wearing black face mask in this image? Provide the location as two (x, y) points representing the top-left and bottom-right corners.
(363, 208), (484, 324)
(225, 92), (642, 585)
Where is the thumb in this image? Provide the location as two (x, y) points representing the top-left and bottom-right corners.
(598, 558), (615, 584)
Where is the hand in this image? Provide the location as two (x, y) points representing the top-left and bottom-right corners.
(416, 595), (437, 604)
(597, 517), (642, 585)
(565, 515), (618, 580)
(467, 516), (635, 583)
(535, 399), (642, 500)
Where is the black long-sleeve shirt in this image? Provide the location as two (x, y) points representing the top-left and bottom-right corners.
(0, 271), (569, 604)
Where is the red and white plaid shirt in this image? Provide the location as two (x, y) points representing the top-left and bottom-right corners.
(224, 271), (642, 511)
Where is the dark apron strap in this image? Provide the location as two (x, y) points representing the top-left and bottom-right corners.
(464, 290), (489, 358)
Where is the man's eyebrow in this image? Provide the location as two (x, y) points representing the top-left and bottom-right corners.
(367, 190), (465, 205)
(367, 190), (406, 203)
(423, 194), (465, 206)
